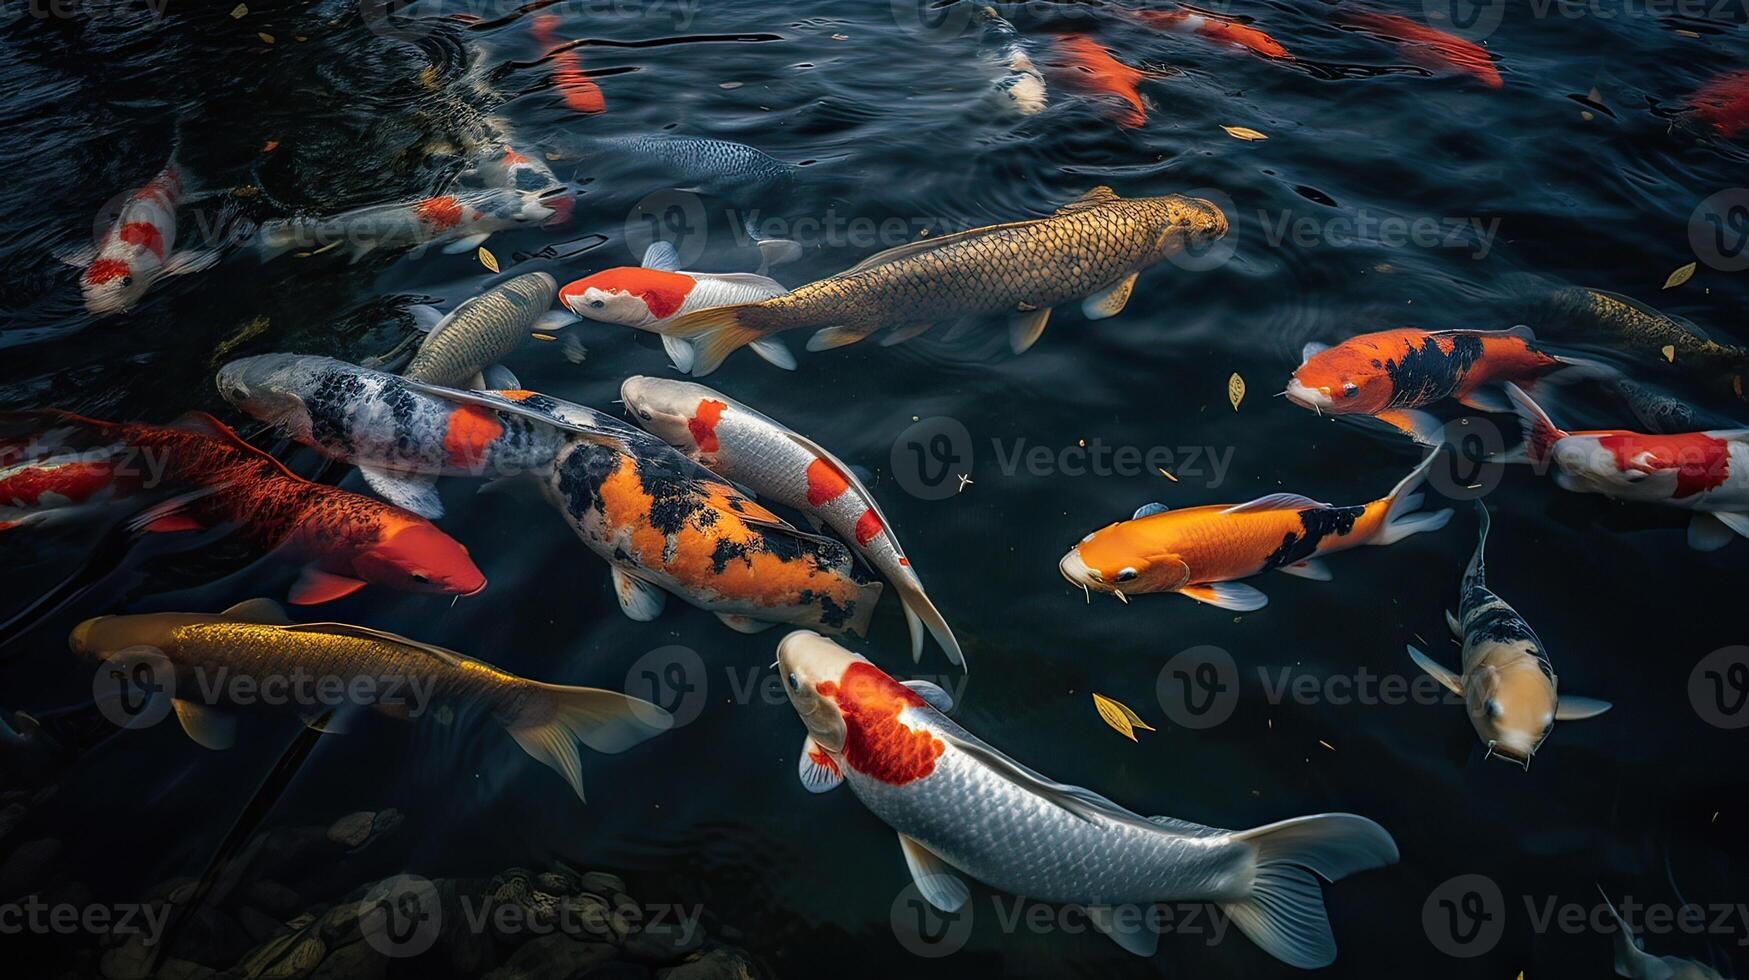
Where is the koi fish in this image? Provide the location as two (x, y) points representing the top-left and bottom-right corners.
(559, 243), (794, 374)
(1684, 69), (1749, 139)
(1059, 452), (1452, 610)
(0, 452), (134, 531)
(469, 138), (573, 226)
(58, 151), (220, 317)
(1607, 377), (1740, 435)
(580, 134), (800, 202)
(1342, 11), (1502, 89)
(1505, 383), (1749, 551)
(69, 599), (670, 802)
(403, 272), (577, 389)
(255, 188), (554, 263)
(0, 410), (485, 604)
(1285, 326), (1606, 444)
(1526, 287), (1749, 402)
(979, 6), (1047, 116)
(216, 354), (620, 518)
(1131, 6), (1291, 60)
(653, 187), (1228, 374)
(1599, 887), (1727, 980)
(776, 630), (1399, 968)
(1047, 34), (1149, 128)
(1406, 502), (1610, 769)
(619, 376), (962, 668)
(541, 424), (882, 636)
(533, 14), (606, 115)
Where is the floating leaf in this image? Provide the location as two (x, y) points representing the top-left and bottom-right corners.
(1222, 125), (1268, 141)
(260, 140), (278, 153)
(258, 32), (274, 43)
(230, 2), (247, 17)
(1662, 344), (1677, 362)
(720, 81), (743, 90)
(1228, 373), (1246, 410)
(1664, 261), (1697, 290)
(531, 333), (558, 342)
(1092, 693), (1147, 741)
(478, 247), (500, 273)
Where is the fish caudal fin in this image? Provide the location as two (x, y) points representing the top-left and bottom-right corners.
(1371, 451), (1454, 546)
(652, 304), (768, 376)
(1504, 382), (1567, 465)
(895, 578), (965, 670)
(843, 579), (885, 638)
(1223, 814), (1400, 969)
(504, 684), (673, 803)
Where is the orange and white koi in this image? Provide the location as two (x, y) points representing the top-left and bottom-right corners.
(1506, 383), (1749, 551)
(620, 376), (963, 668)
(533, 14), (605, 116)
(1130, 6), (1291, 60)
(1047, 34), (1149, 128)
(58, 151), (220, 317)
(559, 243), (795, 373)
(1286, 326), (1606, 444)
(1342, 11), (1502, 89)
(255, 188), (554, 263)
(1059, 452), (1452, 610)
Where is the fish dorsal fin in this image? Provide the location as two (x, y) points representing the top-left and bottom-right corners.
(1221, 492), (1331, 514)
(1300, 341), (1329, 362)
(780, 431), (905, 554)
(901, 679), (954, 712)
(1132, 502), (1170, 519)
(171, 411), (303, 480)
(840, 218), (1050, 275)
(278, 622), (473, 669)
(641, 241), (681, 271)
(221, 598), (292, 624)
(1054, 185), (1121, 214)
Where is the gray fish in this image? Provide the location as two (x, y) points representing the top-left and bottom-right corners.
(404, 272), (576, 388)
(1607, 377), (1740, 434)
(255, 188), (553, 264)
(585, 134), (799, 199)
(1600, 886), (1726, 979)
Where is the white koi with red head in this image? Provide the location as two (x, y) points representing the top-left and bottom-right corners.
(255, 188), (553, 263)
(777, 631), (1399, 968)
(621, 376), (962, 669)
(66, 154), (220, 316)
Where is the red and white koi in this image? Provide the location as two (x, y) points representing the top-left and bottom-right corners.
(255, 188), (553, 263)
(1130, 6), (1291, 60)
(1506, 383), (1749, 551)
(469, 137), (573, 226)
(59, 152), (219, 316)
(620, 376), (963, 669)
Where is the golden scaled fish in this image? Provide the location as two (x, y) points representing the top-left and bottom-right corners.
(653, 187), (1229, 374)
(1530, 286), (1749, 400)
(70, 599), (671, 802)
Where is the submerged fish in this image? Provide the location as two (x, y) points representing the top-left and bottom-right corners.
(776, 630), (1399, 968)
(1059, 452), (1452, 611)
(559, 243), (794, 374)
(619, 376), (962, 668)
(541, 421), (883, 636)
(255, 188), (554, 263)
(1342, 11), (1502, 89)
(0, 409), (485, 605)
(1286, 326), (1606, 444)
(582, 134), (800, 200)
(1684, 69), (1749, 139)
(1600, 886), (1727, 980)
(654, 186), (1228, 374)
(1406, 502), (1611, 769)
(403, 272), (576, 389)
(1506, 383), (1749, 551)
(69, 599), (670, 802)
(1526, 287), (1749, 401)
(0, 452), (134, 531)
(533, 14), (606, 115)
(979, 6), (1047, 116)
(58, 150), (219, 317)
(1047, 34), (1149, 128)
(468, 136), (574, 226)
(1131, 6), (1291, 60)
(1607, 377), (1740, 435)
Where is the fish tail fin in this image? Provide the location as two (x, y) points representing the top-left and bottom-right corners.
(894, 576), (965, 671)
(1221, 814), (1400, 969)
(503, 683), (673, 803)
(843, 579), (885, 638)
(652, 303), (769, 376)
(1504, 382), (1567, 466)
(1597, 885), (1655, 977)
(1372, 450), (1454, 546)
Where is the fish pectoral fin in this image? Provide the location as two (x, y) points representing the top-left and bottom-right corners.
(715, 612), (777, 634)
(288, 567), (370, 606)
(612, 568), (667, 622)
(1081, 271), (1139, 320)
(1687, 512), (1736, 552)
(441, 233), (491, 254)
(407, 303), (449, 333)
(640, 241), (681, 271)
(1008, 306), (1053, 354)
(220, 598), (292, 625)
(901, 679), (955, 712)
(533, 309), (582, 332)
(806, 325), (875, 352)
(1555, 695), (1612, 721)
(748, 337), (798, 370)
(797, 735), (844, 793)
(481, 364), (521, 390)
(1276, 558), (1332, 581)
(1456, 387), (1512, 413)
(1444, 609), (1462, 637)
(172, 699), (237, 750)
(1406, 644), (1464, 695)
(163, 248), (223, 276)
(55, 243), (98, 268)
(356, 464), (444, 519)
(660, 335), (696, 373)
(1088, 905), (1159, 957)
(1177, 582), (1268, 612)
(1369, 409), (1446, 447)
(898, 833), (970, 913)
(1710, 510), (1749, 539)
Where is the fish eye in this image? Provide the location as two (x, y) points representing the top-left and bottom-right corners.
(1484, 698), (1502, 719)
(638, 409), (652, 421)
(1116, 567), (1138, 582)
(1341, 382), (1359, 398)
(411, 573), (431, 585)
(120, 276), (133, 288)
(787, 672), (800, 692)
(590, 299), (605, 309)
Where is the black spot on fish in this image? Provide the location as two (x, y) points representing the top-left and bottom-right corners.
(1383, 334), (1484, 408)
(816, 594), (852, 629)
(612, 547), (630, 562)
(555, 441), (621, 519)
(1262, 506), (1365, 569)
(711, 537), (749, 573)
(728, 499), (745, 513)
(695, 508), (718, 527)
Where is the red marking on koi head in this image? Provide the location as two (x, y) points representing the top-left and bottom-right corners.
(84, 258), (132, 286)
(805, 457), (850, 506)
(1597, 431), (1731, 498)
(559, 268), (694, 325)
(414, 196), (464, 231)
(687, 399), (727, 453)
(118, 222), (166, 258)
(816, 661), (942, 785)
(854, 509), (883, 546)
(443, 405), (506, 470)
(352, 519), (486, 596)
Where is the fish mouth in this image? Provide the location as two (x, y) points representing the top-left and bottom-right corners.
(1283, 379), (1331, 413)
(1057, 550), (1106, 602)
(69, 616), (106, 653)
(1483, 739), (1533, 770)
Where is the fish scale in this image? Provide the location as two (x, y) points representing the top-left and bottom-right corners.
(405, 273), (559, 388)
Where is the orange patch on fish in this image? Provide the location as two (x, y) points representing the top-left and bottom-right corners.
(689, 398), (727, 452)
(817, 662), (943, 785)
(805, 457), (850, 506)
(807, 746), (841, 778)
(854, 509), (883, 546)
(1050, 34), (1148, 128)
(414, 196), (464, 231)
(118, 222), (166, 258)
(443, 405), (505, 469)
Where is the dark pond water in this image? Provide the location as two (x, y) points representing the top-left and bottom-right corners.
(3, 1), (1748, 977)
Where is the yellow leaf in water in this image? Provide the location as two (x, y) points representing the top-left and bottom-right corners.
(230, 3), (247, 17)
(1222, 125), (1268, 141)
(1091, 693), (1142, 742)
(1662, 344), (1677, 362)
(478, 247), (500, 273)
(258, 32), (274, 44)
(531, 333), (557, 342)
(1664, 261), (1697, 289)
(1228, 373), (1246, 410)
